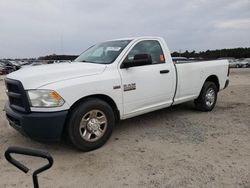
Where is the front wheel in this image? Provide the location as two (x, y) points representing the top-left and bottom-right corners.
(194, 81), (218, 111)
(66, 98), (115, 151)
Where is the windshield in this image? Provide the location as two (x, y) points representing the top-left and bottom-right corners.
(74, 40), (131, 64)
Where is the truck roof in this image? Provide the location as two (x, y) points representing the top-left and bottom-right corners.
(108, 36), (164, 41)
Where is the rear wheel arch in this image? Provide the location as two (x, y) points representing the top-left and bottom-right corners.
(204, 75), (220, 91)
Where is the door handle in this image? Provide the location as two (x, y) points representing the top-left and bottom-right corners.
(160, 70), (169, 74)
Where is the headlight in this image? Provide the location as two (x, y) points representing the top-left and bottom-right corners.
(27, 90), (65, 107)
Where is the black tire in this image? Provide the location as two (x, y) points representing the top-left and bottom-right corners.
(194, 81), (218, 112)
(66, 98), (115, 151)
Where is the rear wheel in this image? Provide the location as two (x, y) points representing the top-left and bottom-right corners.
(67, 98), (115, 151)
(194, 81), (218, 111)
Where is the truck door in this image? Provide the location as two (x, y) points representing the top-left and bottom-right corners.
(119, 40), (175, 116)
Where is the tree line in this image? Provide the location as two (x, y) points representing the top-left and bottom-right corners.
(171, 47), (250, 59)
(38, 54), (78, 61)
(37, 47), (250, 61)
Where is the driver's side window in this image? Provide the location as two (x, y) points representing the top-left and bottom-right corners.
(126, 40), (165, 65)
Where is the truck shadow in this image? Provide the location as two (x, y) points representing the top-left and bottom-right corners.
(111, 101), (211, 145)
(2, 101), (207, 153)
(115, 101), (197, 130)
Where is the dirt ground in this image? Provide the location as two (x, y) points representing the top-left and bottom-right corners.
(0, 69), (250, 188)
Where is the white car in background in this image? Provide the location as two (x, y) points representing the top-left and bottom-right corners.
(224, 58), (248, 68)
(237, 59), (249, 68)
(245, 58), (250, 67)
(228, 59), (239, 68)
(241, 58), (250, 67)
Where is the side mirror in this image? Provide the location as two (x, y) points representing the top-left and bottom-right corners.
(122, 54), (152, 68)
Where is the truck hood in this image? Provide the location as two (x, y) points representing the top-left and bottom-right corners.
(6, 62), (106, 89)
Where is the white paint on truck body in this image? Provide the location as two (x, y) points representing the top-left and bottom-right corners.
(6, 36), (229, 119)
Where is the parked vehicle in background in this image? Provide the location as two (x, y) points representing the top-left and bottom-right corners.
(8, 61), (21, 68)
(4, 36), (230, 151)
(243, 58), (250, 67)
(218, 58), (250, 68)
(0, 61), (20, 75)
(16, 61), (29, 66)
(21, 62), (44, 69)
(6, 61), (21, 70)
(218, 58), (238, 68)
(0, 63), (6, 75)
(0, 65), (14, 75)
(237, 58), (249, 68)
(228, 59), (239, 68)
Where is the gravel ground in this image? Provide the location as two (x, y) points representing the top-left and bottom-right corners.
(0, 69), (250, 188)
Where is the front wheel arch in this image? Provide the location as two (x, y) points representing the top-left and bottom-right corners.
(68, 94), (120, 122)
(62, 95), (120, 139)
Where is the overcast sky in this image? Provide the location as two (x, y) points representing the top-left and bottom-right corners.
(0, 0), (249, 58)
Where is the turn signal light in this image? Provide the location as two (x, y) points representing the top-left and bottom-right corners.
(50, 91), (62, 102)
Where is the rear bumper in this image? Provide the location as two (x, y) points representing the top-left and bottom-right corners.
(224, 79), (229, 89)
(5, 103), (68, 142)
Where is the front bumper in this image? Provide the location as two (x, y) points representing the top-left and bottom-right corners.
(5, 103), (68, 142)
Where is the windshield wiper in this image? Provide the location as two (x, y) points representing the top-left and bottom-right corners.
(76, 60), (105, 64)
(78, 60), (96, 63)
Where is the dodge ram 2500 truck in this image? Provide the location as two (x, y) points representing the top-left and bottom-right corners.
(5, 36), (229, 151)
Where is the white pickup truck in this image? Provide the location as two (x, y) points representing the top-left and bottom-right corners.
(5, 36), (229, 151)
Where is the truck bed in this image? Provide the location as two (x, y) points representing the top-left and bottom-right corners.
(173, 60), (228, 105)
